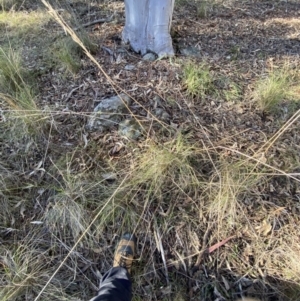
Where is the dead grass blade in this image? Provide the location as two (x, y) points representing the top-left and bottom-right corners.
(33, 174), (130, 301)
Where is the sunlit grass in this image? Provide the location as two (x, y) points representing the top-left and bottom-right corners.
(252, 67), (300, 113)
(0, 9), (51, 36)
(126, 134), (204, 197)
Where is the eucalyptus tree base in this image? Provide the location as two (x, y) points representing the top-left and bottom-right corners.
(122, 0), (175, 58)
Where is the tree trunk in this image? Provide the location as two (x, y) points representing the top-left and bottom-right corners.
(122, 0), (175, 58)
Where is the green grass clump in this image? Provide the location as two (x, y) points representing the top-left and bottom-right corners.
(195, 0), (210, 18)
(183, 62), (214, 99)
(207, 158), (265, 229)
(54, 33), (97, 75)
(175, 0), (212, 17)
(127, 134), (203, 197)
(252, 67), (300, 113)
(55, 37), (82, 74)
(175, 0), (187, 6)
(0, 47), (29, 93)
(0, 47), (41, 130)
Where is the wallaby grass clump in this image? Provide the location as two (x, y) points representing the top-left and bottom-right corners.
(175, 0), (188, 6)
(45, 193), (91, 243)
(204, 147), (300, 299)
(175, 0), (213, 17)
(42, 149), (123, 244)
(252, 67), (300, 113)
(126, 134), (204, 197)
(0, 240), (72, 301)
(54, 32), (97, 74)
(183, 62), (214, 98)
(0, 47), (32, 94)
(223, 81), (241, 101)
(212, 75), (242, 101)
(207, 158), (266, 229)
(54, 37), (82, 74)
(195, 0), (211, 18)
(0, 47), (44, 132)
(227, 219), (300, 300)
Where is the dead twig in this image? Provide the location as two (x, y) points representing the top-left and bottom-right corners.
(154, 223), (170, 287)
(74, 16), (114, 31)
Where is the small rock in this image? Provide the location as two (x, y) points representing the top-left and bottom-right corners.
(118, 119), (142, 140)
(154, 108), (164, 116)
(153, 95), (163, 106)
(180, 46), (201, 58)
(236, 106), (244, 114)
(124, 64), (135, 71)
(154, 108), (170, 122)
(142, 53), (157, 61)
(161, 111), (170, 121)
(87, 94), (131, 131)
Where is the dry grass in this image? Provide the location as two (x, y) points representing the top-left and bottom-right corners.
(251, 66), (300, 113)
(1, 1), (300, 301)
(126, 134), (203, 196)
(0, 9), (51, 37)
(0, 243), (61, 301)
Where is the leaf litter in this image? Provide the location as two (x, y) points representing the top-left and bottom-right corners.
(1, 0), (300, 301)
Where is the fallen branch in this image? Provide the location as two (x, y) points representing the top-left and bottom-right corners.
(207, 235), (236, 253)
(74, 16), (114, 31)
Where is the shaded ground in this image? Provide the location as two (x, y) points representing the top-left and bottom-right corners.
(1, 0), (300, 301)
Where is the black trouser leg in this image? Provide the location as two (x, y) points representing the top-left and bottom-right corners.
(89, 267), (132, 301)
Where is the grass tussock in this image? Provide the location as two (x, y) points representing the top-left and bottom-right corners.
(0, 241), (73, 301)
(175, 0), (213, 17)
(127, 134), (203, 197)
(0, 47), (43, 132)
(183, 62), (214, 98)
(0, 47), (36, 110)
(207, 158), (265, 228)
(195, 0), (211, 18)
(54, 37), (82, 74)
(0, 47), (32, 94)
(252, 66), (300, 113)
(205, 150), (300, 299)
(43, 150), (113, 242)
(45, 193), (91, 243)
(54, 32), (97, 74)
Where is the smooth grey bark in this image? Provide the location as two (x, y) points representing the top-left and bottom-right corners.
(122, 0), (175, 58)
